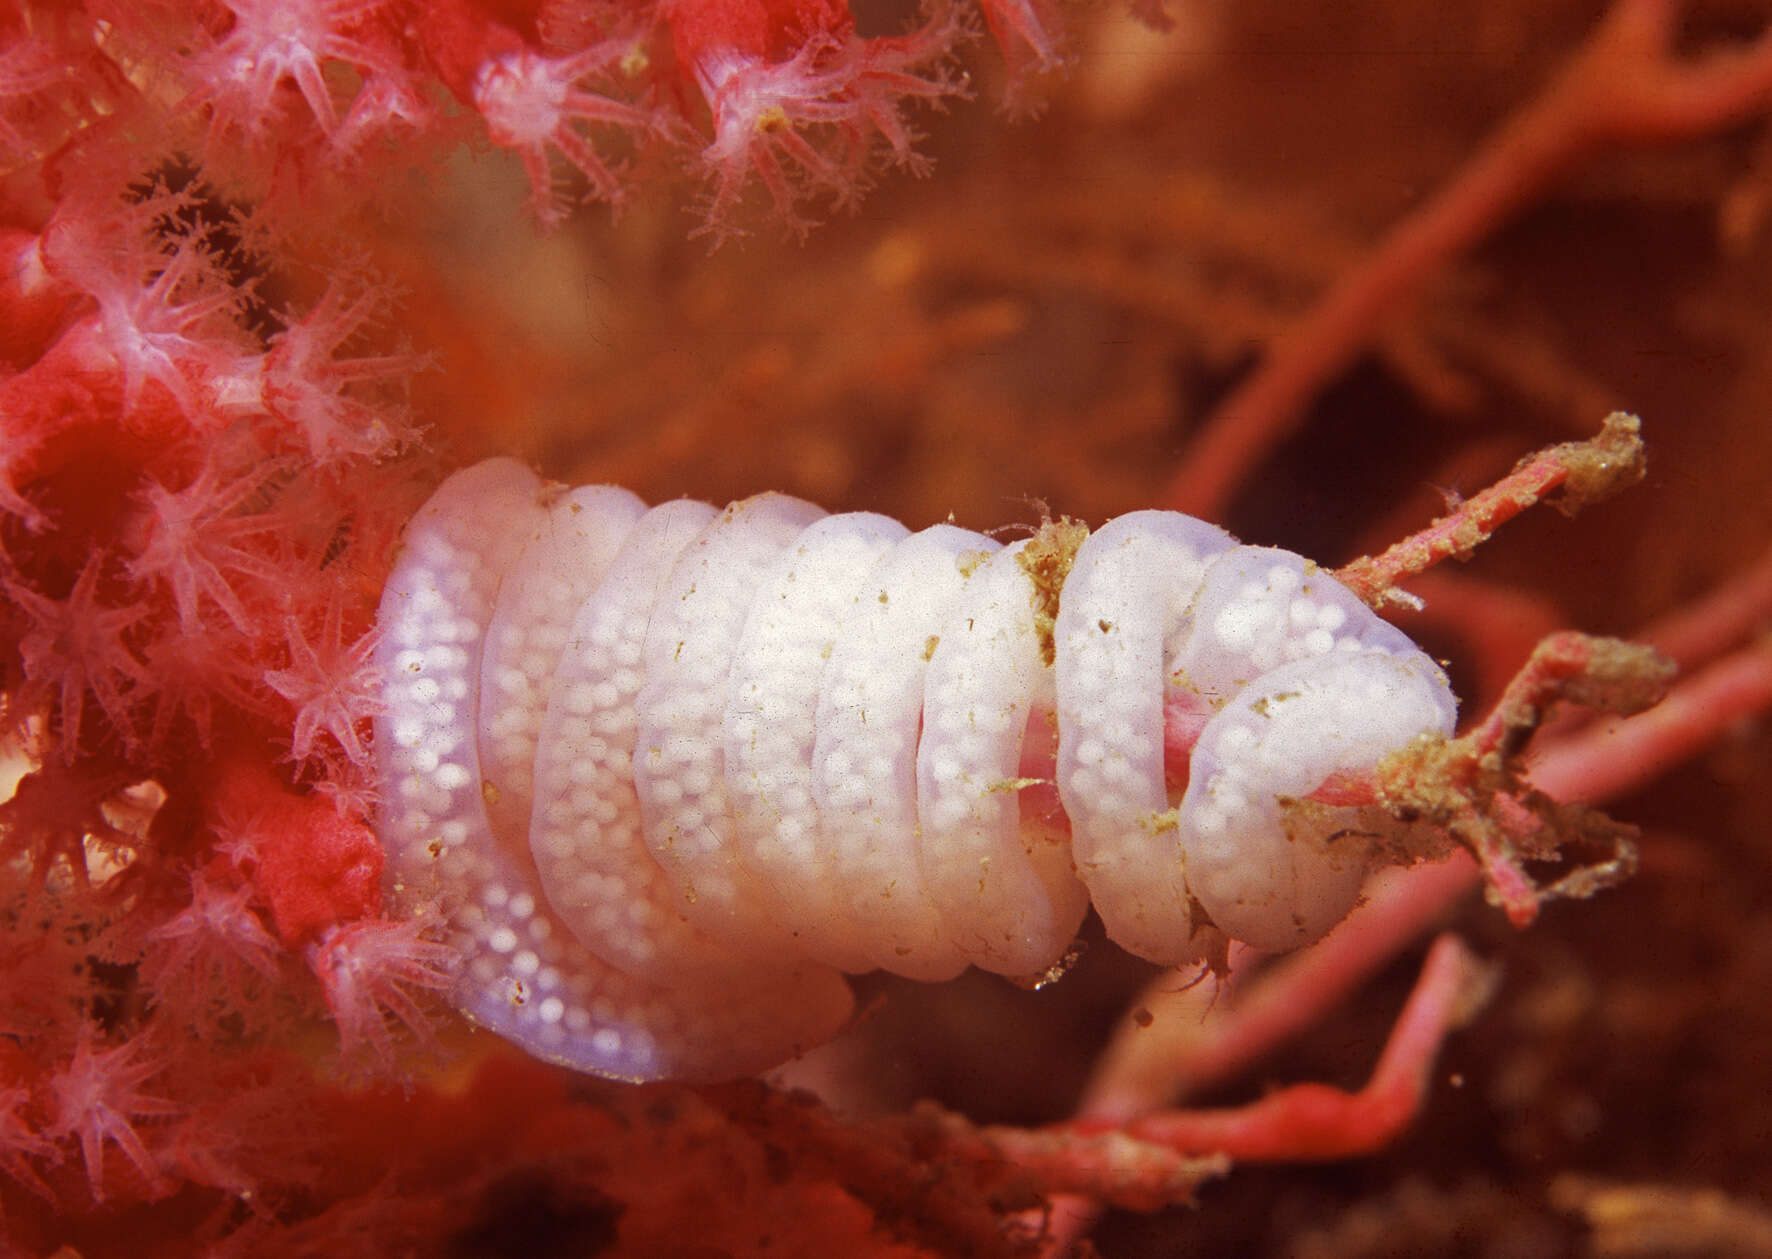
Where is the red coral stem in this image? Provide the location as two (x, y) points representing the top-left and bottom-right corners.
(931, 935), (1488, 1212)
(1334, 413), (1646, 609)
(1161, 0), (1772, 518)
(1111, 934), (1487, 1161)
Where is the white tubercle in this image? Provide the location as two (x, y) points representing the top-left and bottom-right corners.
(1053, 510), (1236, 967)
(377, 466), (851, 1080)
(1178, 649), (1456, 950)
(479, 485), (646, 852)
(635, 493), (828, 962)
(724, 511), (909, 973)
(528, 498), (744, 980)
(917, 540), (1088, 975)
(815, 524), (997, 980)
(1173, 545), (1421, 706)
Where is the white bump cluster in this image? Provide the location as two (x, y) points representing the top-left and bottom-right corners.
(375, 462), (1456, 1081)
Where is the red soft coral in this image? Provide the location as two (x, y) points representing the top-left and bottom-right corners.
(142, 864), (284, 1030)
(0, 426), (49, 533)
(0, 24), (91, 161)
(0, 762), (139, 890)
(44, 210), (248, 423)
(45, 1027), (181, 1204)
(252, 277), (427, 464)
(308, 917), (458, 1066)
(209, 761), (384, 946)
(0, 1080), (56, 1204)
(4, 557), (149, 761)
(473, 41), (664, 223)
(133, 623), (268, 751)
(182, 0), (399, 142)
(976, 0), (1064, 99)
(0, 228), (81, 375)
(666, 0), (969, 238)
(123, 455), (289, 636)
(264, 598), (384, 780)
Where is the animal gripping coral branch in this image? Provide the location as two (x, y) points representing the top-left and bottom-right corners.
(1306, 414), (1673, 925)
(1374, 632), (1675, 928)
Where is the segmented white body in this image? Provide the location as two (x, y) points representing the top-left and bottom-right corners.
(374, 460), (1456, 1081)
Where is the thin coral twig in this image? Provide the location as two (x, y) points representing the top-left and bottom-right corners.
(1035, 868), (1483, 1247)
(1078, 857), (1482, 1124)
(1531, 637), (1772, 805)
(1112, 934), (1488, 1161)
(1375, 630), (1674, 928)
(1641, 540), (1772, 669)
(926, 935), (1486, 1214)
(1334, 413), (1646, 609)
(1160, 0), (1772, 518)
(1457, 629), (1675, 766)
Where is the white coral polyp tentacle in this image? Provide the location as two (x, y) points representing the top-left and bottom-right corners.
(375, 463), (1459, 1082)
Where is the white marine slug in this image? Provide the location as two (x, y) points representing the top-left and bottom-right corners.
(374, 460), (1456, 1082)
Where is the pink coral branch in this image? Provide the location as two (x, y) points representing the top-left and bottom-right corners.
(1079, 858), (1483, 1125)
(1111, 934), (1486, 1161)
(929, 935), (1487, 1212)
(1334, 413), (1646, 609)
(1161, 0), (1772, 518)
(1641, 540), (1772, 669)
(1531, 637), (1772, 805)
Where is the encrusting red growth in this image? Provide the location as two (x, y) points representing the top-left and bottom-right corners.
(205, 759), (382, 947)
